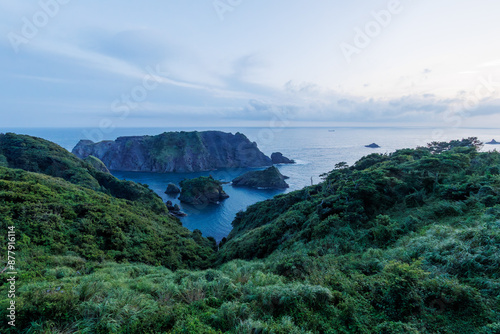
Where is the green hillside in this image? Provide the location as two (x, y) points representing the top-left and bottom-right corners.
(0, 135), (499, 333)
(0, 133), (165, 209)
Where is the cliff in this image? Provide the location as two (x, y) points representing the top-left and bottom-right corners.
(232, 166), (289, 189)
(72, 131), (273, 172)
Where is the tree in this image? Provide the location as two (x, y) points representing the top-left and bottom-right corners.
(335, 161), (349, 169)
(425, 137), (482, 154)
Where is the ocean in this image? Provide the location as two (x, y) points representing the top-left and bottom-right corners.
(2, 126), (499, 241)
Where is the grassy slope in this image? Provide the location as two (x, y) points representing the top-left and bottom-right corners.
(0, 133), (164, 209)
(0, 137), (499, 333)
(148, 131), (206, 162)
(0, 167), (215, 267)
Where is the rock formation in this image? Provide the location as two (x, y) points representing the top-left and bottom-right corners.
(365, 143), (380, 148)
(179, 176), (229, 205)
(232, 166), (289, 189)
(486, 139), (500, 144)
(165, 183), (181, 194)
(166, 200), (187, 217)
(72, 131), (273, 172)
(271, 152), (295, 164)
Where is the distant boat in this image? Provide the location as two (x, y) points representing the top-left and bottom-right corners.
(328, 130), (335, 132)
(486, 139), (500, 145)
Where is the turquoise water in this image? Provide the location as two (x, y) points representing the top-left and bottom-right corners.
(2, 126), (499, 241)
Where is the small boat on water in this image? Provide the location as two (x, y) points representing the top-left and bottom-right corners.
(328, 130), (335, 132)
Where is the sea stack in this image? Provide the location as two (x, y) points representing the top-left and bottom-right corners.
(232, 166), (289, 189)
(165, 183), (181, 195)
(271, 152), (295, 164)
(179, 176), (229, 205)
(166, 200), (187, 217)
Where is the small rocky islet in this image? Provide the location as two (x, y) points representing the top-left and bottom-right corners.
(178, 176), (229, 205)
(271, 152), (295, 164)
(232, 166), (289, 189)
(166, 200), (187, 217)
(165, 183), (181, 194)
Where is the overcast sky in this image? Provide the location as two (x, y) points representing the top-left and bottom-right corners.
(1, 0), (500, 128)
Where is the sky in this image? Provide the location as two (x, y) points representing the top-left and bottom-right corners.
(1, 0), (500, 128)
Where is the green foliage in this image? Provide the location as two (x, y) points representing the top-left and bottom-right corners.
(1, 137), (499, 333)
(0, 167), (215, 269)
(232, 166), (289, 189)
(179, 176), (228, 205)
(220, 137), (500, 262)
(83, 155), (110, 173)
(425, 137), (483, 154)
(148, 131), (206, 162)
(0, 133), (165, 209)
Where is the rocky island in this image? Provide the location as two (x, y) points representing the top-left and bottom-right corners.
(271, 152), (295, 164)
(365, 143), (380, 148)
(486, 139), (500, 144)
(72, 131), (273, 172)
(165, 183), (181, 195)
(179, 176), (229, 205)
(232, 166), (289, 189)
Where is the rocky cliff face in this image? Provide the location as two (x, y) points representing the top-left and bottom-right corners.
(72, 131), (272, 172)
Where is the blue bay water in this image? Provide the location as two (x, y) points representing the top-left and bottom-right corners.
(2, 126), (499, 241)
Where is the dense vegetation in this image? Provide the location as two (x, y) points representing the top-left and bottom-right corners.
(232, 166), (289, 189)
(0, 133), (216, 264)
(0, 133), (165, 208)
(1, 135), (499, 333)
(0, 167), (215, 268)
(179, 176), (229, 205)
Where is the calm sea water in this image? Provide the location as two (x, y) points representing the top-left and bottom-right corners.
(2, 126), (499, 241)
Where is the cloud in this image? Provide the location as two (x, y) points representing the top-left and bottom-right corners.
(231, 54), (265, 80)
(82, 29), (174, 68)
